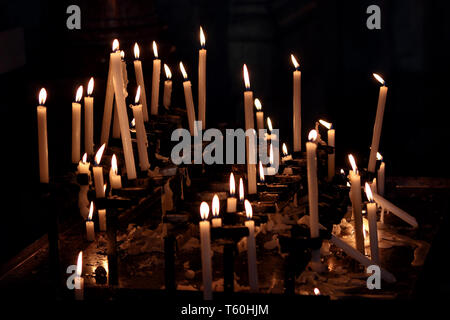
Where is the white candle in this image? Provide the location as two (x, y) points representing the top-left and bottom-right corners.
(93, 144), (106, 198)
(364, 183), (379, 264)
(254, 98), (264, 132)
(98, 209), (107, 232)
(77, 153), (90, 175)
(291, 54), (301, 152)
(72, 86), (83, 163)
(133, 43), (149, 122)
(199, 202), (213, 300)
(281, 143), (293, 163)
(348, 154), (365, 254)
(198, 27), (207, 127)
(74, 251), (84, 300)
(86, 202), (95, 241)
(306, 130), (320, 271)
(84, 77), (94, 156)
(372, 193), (418, 228)
(163, 64), (172, 110)
(120, 50), (128, 96)
(150, 41), (161, 116)
(37, 88), (49, 183)
(227, 173), (237, 213)
(211, 194), (222, 228)
(368, 73), (388, 173)
(111, 45), (137, 180)
(377, 152), (385, 196)
(319, 120), (335, 180)
(243, 64), (257, 194)
(244, 200), (258, 292)
(109, 154), (122, 189)
(266, 143), (277, 176)
(180, 62), (197, 135)
(131, 86), (150, 171)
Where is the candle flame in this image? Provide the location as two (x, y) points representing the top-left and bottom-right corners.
(95, 143), (106, 164)
(254, 98), (262, 111)
(111, 154), (118, 175)
(179, 62), (188, 80)
(282, 143), (288, 156)
(164, 64), (172, 80)
(112, 39), (119, 52)
(373, 73), (385, 85)
(134, 43), (140, 59)
(87, 77), (94, 96)
(340, 169), (345, 175)
(291, 54), (300, 69)
(308, 129), (318, 142)
(88, 201), (94, 220)
(104, 184), (107, 193)
(212, 194), (220, 218)
(267, 117), (273, 132)
(239, 178), (244, 201)
(269, 144), (274, 165)
(200, 26), (206, 48)
(75, 86), (83, 102)
(346, 181), (351, 187)
(348, 154), (357, 173)
(82, 153), (87, 164)
(131, 118), (135, 127)
(135, 85), (141, 104)
(152, 41), (158, 58)
(120, 51), (125, 59)
(200, 201), (209, 220)
(243, 64), (250, 90)
(259, 161), (265, 182)
(76, 251), (83, 277)
(314, 288), (320, 295)
(229, 173), (236, 196)
(376, 152), (383, 161)
(319, 119), (332, 130)
(244, 199), (253, 219)
(38, 88), (47, 105)
(364, 182), (374, 202)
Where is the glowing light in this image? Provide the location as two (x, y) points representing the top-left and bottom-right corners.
(254, 98), (262, 111)
(95, 144), (106, 165)
(76, 251), (83, 277)
(243, 64), (250, 90)
(120, 51), (125, 59)
(200, 26), (206, 48)
(38, 88), (47, 105)
(373, 73), (385, 85)
(131, 118), (135, 127)
(152, 41), (158, 58)
(282, 143), (288, 156)
(269, 144), (274, 165)
(134, 43), (140, 59)
(88, 201), (94, 220)
(75, 86), (83, 102)
(135, 85), (141, 105)
(229, 173), (236, 196)
(179, 62), (188, 80)
(244, 199), (253, 219)
(212, 194), (220, 218)
(164, 64), (172, 80)
(308, 129), (318, 142)
(200, 201), (209, 220)
(348, 154), (357, 173)
(340, 169), (345, 175)
(111, 154), (118, 175)
(314, 288), (320, 295)
(291, 54), (300, 69)
(259, 161), (265, 182)
(112, 39), (119, 52)
(81, 153), (87, 163)
(376, 152), (383, 161)
(267, 117), (273, 132)
(364, 182), (374, 202)
(319, 119), (332, 130)
(239, 178), (244, 201)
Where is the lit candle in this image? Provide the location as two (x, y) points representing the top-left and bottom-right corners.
(110, 41), (137, 180)
(368, 73), (388, 173)
(72, 85), (83, 164)
(74, 251), (84, 300)
(211, 194), (222, 227)
(99, 208), (107, 232)
(306, 130), (321, 271)
(93, 144), (106, 198)
(84, 77), (94, 156)
(101, 39), (118, 145)
(259, 161), (265, 183)
(150, 41), (161, 116)
(319, 119), (335, 180)
(243, 64), (257, 194)
(198, 27), (207, 127)
(266, 143), (277, 176)
(364, 183), (379, 264)
(377, 152), (385, 196)
(281, 143), (293, 162)
(226, 173), (237, 213)
(291, 54), (301, 152)
(348, 154), (364, 254)
(163, 64), (172, 110)
(131, 86), (150, 171)
(37, 88), (49, 183)
(244, 200), (258, 292)
(199, 202), (213, 300)
(109, 154), (122, 189)
(254, 98), (264, 132)
(133, 43), (149, 122)
(86, 202), (95, 241)
(239, 177), (245, 204)
(120, 50), (128, 96)
(77, 153), (90, 175)
(180, 62), (197, 135)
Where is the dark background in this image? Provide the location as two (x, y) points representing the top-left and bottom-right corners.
(0, 0), (448, 263)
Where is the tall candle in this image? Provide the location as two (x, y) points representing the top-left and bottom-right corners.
(364, 183), (379, 264)
(368, 73), (388, 173)
(109, 154), (122, 189)
(372, 193), (418, 228)
(348, 154), (364, 254)
(244, 200), (258, 292)
(180, 62), (197, 135)
(72, 86), (83, 163)
(291, 54), (301, 152)
(37, 88), (49, 183)
(150, 41), (161, 116)
(243, 64), (257, 194)
(199, 202), (213, 300)
(120, 50), (128, 96)
(377, 152), (385, 196)
(306, 130), (320, 271)
(226, 173), (237, 213)
(86, 202), (95, 241)
(93, 144), (106, 198)
(198, 27), (207, 127)
(163, 64), (172, 110)
(319, 120), (335, 180)
(254, 98), (264, 132)
(211, 194), (222, 228)
(99, 209), (107, 232)
(133, 43), (149, 122)
(111, 45), (137, 180)
(74, 251), (84, 300)
(112, 103), (121, 139)
(84, 77), (94, 156)
(131, 86), (150, 171)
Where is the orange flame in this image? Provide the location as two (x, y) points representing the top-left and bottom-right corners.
(112, 39), (119, 52)
(152, 41), (158, 59)
(254, 98), (262, 111)
(134, 43), (140, 59)
(308, 129), (318, 142)
(111, 154), (118, 175)
(200, 26), (206, 48)
(244, 199), (253, 219)
(76, 251), (83, 277)
(364, 182), (374, 202)
(229, 173), (236, 196)
(95, 144), (106, 165)
(243, 64), (250, 90)
(87, 77), (94, 96)
(135, 85), (141, 105)
(373, 73), (385, 85)
(259, 161), (265, 182)
(319, 119), (332, 130)
(348, 154), (357, 173)
(164, 64), (172, 80)
(200, 201), (209, 220)
(75, 86), (83, 102)
(38, 88), (47, 105)
(239, 178), (244, 201)
(179, 62), (188, 80)
(212, 194), (220, 218)
(291, 54), (300, 69)
(88, 201), (94, 220)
